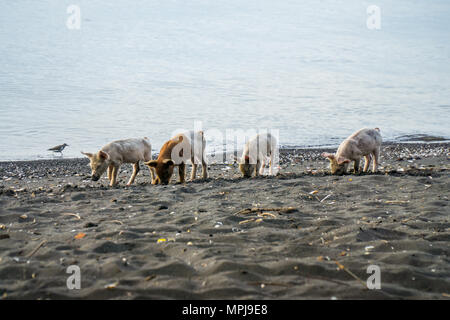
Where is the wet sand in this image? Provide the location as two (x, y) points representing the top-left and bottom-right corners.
(0, 143), (449, 299)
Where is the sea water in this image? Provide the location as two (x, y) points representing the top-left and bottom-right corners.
(0, 0), (449, 160)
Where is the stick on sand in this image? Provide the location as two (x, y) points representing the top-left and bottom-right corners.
(334, 260), (367, 289)
(235, 207), (298, 215)
(26, 240), (47, 258)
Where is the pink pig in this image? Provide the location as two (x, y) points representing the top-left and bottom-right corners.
(322, 128), (382, 175)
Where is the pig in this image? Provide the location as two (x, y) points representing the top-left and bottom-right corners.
(144, 131), (208, 185)
(322, 128), (382, 175)
(236, 132), (278, 178)
(81, 137), (153, 186)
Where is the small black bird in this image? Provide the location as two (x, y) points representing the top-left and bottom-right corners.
(48, 143), (69, 154)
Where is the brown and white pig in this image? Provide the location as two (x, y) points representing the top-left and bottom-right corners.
(144, 131), (207, 185)
(81, 138), (153, 186)
(236, 132), (278, 178)
(322, 128), (382, 175)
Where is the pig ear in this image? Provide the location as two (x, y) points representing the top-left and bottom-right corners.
(98, 151), (110, 160)
(81, 151), (93, 158)
(144, 160), (158, 168)
(163, 159), (175, 166)
(337, 158), (351, 165)
(322, 152), (335, 160)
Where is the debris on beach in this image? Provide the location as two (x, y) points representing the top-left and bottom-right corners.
(239, 218), (255, 225)
(74, 232), (86, 239)
(235, 207), (298, 215)
(334, 260), (366, 288)
(320, 194), (332, 203)
(106, 220), (123, 225)
(63, 213), (81, 220)
(145, 275), (156, 282)
(258, 212), (277, 218)
(364, 246), (375, 254)
(105, 282), (119, 290)
(385, 200), (409, 204)
(26, 240), (47, 257)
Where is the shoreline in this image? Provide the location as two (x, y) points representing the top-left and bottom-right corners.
(0, 142), (449, 299)
(1, 141), (449, 165)
(0, 138), (448, 163)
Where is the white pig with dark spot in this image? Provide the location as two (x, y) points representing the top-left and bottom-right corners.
(322, 128), (382, 175)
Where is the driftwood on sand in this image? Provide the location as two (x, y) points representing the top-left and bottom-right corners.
(234, 207), (298, 215)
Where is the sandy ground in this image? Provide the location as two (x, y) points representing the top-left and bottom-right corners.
(0, 143), (449, 299)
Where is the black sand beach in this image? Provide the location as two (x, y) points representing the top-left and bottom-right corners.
(0, 143), (449, 299)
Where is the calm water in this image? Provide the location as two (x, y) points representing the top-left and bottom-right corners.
(0, 0), (449, 160)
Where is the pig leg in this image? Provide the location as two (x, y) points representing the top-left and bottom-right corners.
(107, 165), (113, 181)
(143, 152), (155, 184)
(268, 153), (274, 175)
(363, 155), (372, 172)
(259, 160), (265, 175)
(201, 137), (208, 179)
(255, 160), (261, 177)
(201, 156), (208, 179)
(372, 148), (380, 172)
(178, 162), (186, 183)
(353, 158), (360, 173)
(190, 156), (198, 181)
(110, 165), (119, 186)
(150, 168), (156, 184)
(127, 162), (140, 186)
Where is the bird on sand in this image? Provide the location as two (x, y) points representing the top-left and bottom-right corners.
(48, 143), (69, 154)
